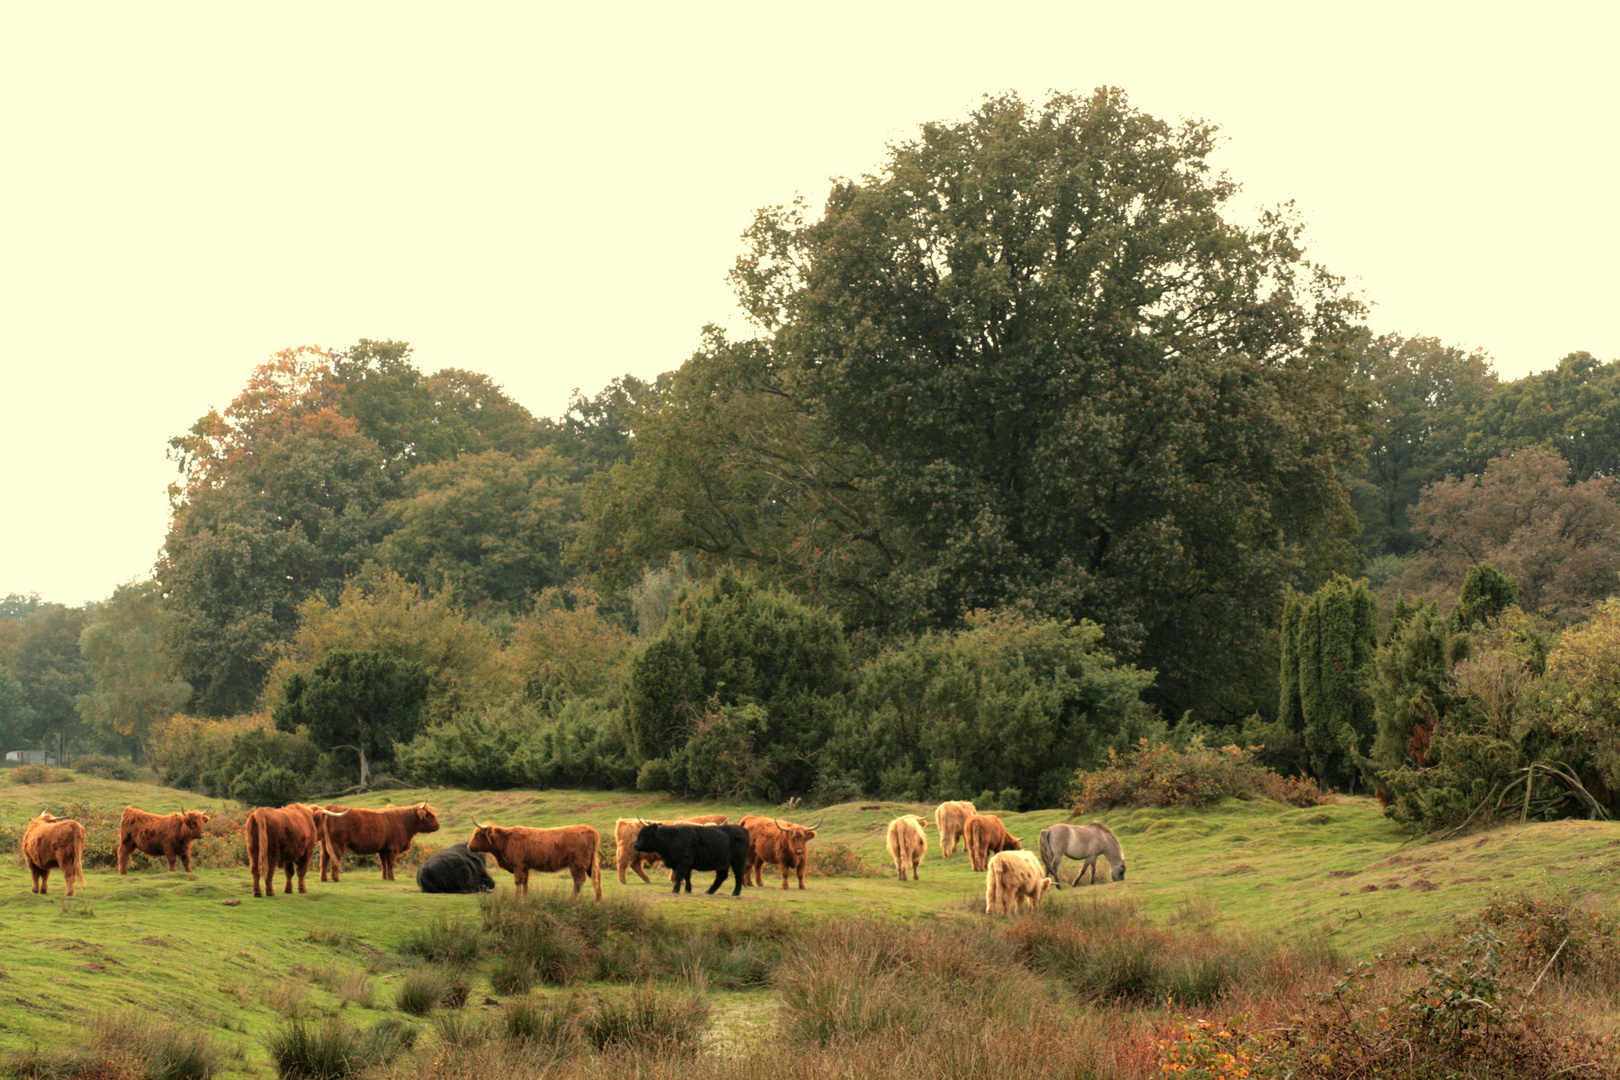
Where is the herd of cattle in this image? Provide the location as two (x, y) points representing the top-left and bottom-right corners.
(18, 798), (1125, 916)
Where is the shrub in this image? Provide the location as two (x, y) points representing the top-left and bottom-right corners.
(1069, 739), (1327, 812)
(10, 764), (71, 784)
(1473, 891), (1620, 989)
(806, 841), (883, 878)
(394, 969), (451, 1017)
(73, 754), (136, 781)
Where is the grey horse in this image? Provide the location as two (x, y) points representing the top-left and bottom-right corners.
(1038, 821), (1126, 886)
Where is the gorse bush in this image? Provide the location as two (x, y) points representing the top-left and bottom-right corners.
(10, 763), (71, 784)
(1069, 740), (1327, 812)
(72, 754), (136, 781)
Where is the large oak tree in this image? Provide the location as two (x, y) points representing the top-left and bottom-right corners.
(578, 89), (1368, 722)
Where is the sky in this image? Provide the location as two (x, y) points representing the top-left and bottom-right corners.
(3, 2), (1616, 607)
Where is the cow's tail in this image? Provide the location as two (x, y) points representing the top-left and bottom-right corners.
(590, 848), (603, 900)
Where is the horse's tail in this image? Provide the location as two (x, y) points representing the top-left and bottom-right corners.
(1038, 827), (1058, 883)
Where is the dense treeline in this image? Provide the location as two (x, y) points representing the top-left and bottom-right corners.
(4, 88), (1620, 824)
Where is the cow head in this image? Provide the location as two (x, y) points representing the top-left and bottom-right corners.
(467, 823), (497, 854)
(1035, 877), (1053, 903)
(1007, 835), (1025, 852)
(774, 819), (819, 862)
(414, 802), (441, 833)
(181, 810), (210, 838)
(632, 823), (662, 853)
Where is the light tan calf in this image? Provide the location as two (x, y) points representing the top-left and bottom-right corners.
(885, 814), (929, 882)
(985, 850), (1050, 916)
(934, 800), (976, 858)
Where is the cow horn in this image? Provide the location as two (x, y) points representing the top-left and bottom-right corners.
(320, 808), (350, 817)
(810, 818), (823, 831)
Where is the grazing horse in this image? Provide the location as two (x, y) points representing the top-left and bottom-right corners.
(1038, 821), (1126, 886)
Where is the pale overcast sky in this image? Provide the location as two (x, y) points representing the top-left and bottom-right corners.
(3, 2), (1615, 606)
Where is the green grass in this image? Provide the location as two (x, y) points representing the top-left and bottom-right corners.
(4, 770), (1620, 1077)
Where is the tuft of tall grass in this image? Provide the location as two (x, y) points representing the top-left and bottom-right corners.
(397, 914), (486, 967)
(6, 1011), (221, 1080)
(582, 987), (709, 1055)
(264, 1017), (415, 1080)
(489, 957), (535, 996)
(395, 968), (451, 1016)
(309, 962), (375, 1009)
(504, 995), (582, 1050)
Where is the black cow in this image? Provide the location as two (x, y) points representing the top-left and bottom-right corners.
(415, 843), (496, 894)
(632, 822), (751, 896)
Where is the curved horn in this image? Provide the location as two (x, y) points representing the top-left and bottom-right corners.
(319, 807), (350, 817)
(810, 818), (823, 831)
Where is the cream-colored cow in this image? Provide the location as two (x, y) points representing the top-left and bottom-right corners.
(885, 814), (929, 882)
(985, 849), (1050, 916)
(933, 800), (976, 858)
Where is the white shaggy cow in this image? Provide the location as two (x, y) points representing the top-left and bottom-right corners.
(933, 800), (976, 858)
(985, 850), (1051, 916)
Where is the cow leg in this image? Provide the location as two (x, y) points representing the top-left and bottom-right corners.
(165, 855), (178, 871)
(796, 862), (807, 890)
(515, 869), (529, 896)
(913, 857), (922, 881)
(707, 867), (728, 896)
(570, 866), (586, 897)
(117, 839), (133, 875)
(381, 851), (395, 881)
(37, 867), (50, 894)
(181, 849), (193, 873)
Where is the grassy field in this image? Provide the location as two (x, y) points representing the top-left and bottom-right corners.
(4, 771), (1619, 1077)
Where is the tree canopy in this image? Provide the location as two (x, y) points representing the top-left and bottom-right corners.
(577, 88), (1369, 723)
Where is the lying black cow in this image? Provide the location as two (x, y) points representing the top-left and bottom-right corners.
(633, 822), (751, 896)
(415, 843), (495, 894)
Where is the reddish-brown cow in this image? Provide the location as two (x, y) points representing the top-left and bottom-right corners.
(739, 814), (820, 890)
(319, 802), (440, 882)
(468, 822), (602, 900)
(965, 813), (1023, 872)
(117, 807), (210, 873)
(614, 814), (728, 884)
(245, 804), (345, 898)
(23, 812), (86, 896)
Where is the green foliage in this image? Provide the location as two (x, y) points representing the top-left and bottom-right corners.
(1451, 563), (1519, 631)
(1468, 349), (1620, 481)
(397, 696), (636, 790)
(828, 609), (1155, 810)
(1349, 332), (1497, 559)
(75, 580), (191, 756)
(273, 649), (430, 788)
(204, 723), (319, 803)
(1474, 891), (1620, 988)
(1069, 740), (1328, 811)
(624, 570), (851, 797)
(582, 88), (1368, 728)
(1277, 575), (1378, 790)
(0, 604), (93, 754)
(71, 754), (135, 781)
(10, 763), (71, 784)
(375, 447), (581, 611)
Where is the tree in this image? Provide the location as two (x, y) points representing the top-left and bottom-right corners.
(1450, 563), (1519, 632)
(1404, 446), (1620, 624)
(1277, 576), (1379, 789)
(376, 448), (581, 611)
(272, 649), (430, 788)
(160, 420), (394, 713)
(1366, 602), (1469, 781)
(825, 608), (1156, 809)
(261, 571), (505, 728)
(1350, 333), (1497, 559)
(76, 580), (191, 759)
(1468, 351), (1620, 481)
(0, 605), (93, 755)
(577, 89), (1368, 724)
(623, 569), (851, 796)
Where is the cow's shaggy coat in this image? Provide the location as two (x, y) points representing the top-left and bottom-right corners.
(613, 814), (727, 884)
(933, 800), (977, 858)
(320, 803), (440, 882)
(23, 812), (86, 896)
(416, 842), (496, 894)
(246, 804), (338, 898)
(965, 813), (1023, 872)
(117, 807), (210, 873)
(468, 823), (603, 900)
(985, 850), (1051, 916)
(631, 822), (751, 896)
(739, 815), (818, 890)
(885, 815), (929, 882)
